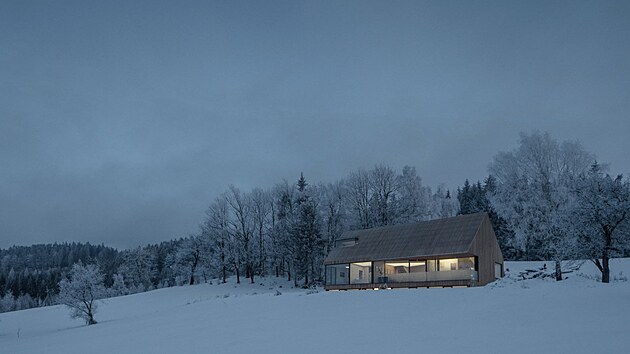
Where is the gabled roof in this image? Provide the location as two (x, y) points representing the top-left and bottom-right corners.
(324, 213), (487, 265)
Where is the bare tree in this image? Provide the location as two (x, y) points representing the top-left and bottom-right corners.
(203, 198), (231, 283)
(318, 181), (347, 254)
(225, 186), (255, 283)
(370, 164), (399, 226)
(250, 187), (271, 276)
(345, 169), (373, 229)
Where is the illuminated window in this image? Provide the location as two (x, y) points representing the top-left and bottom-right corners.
(409, 261), (426, 282)
(439, 258), (458, 271)
(427, 259), (437, 272)
(350, 262), (372, 284)
(385, 261), (410, 282)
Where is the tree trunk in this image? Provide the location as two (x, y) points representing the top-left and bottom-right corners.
(222, 265), (227, 283)
(189, 257), (199, 285)
(235, 264), (240, 284)
(602, 253), (610, 283)
(87, 312), (97, 325)
(602, 230), (612, 283)
(555, 260), (562, 281)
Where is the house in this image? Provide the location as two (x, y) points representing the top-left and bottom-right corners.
(324, 213), (504, 290)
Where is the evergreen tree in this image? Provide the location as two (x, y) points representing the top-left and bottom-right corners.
(292, 174), (323, 287)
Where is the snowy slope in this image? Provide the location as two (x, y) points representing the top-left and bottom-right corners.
(1, 259), (629, 354)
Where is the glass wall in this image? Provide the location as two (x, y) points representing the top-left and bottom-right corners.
(326, 257), (478, 286)
(325, 264), (349, 285)
(439, 258), (458, 271)
(373, 261), (386, 283)
(385, 261), (410, 282)
(427, 259), (437, 272)
(428, 257), (477, 281)
(409, 261), (427, 282)
(350, 262), (372, 284)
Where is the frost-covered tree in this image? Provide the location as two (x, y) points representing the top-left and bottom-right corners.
(118, 247), (157, 292)
(203, 197), (232, 283)
(489, 131), (594, 280)
(170, 235), (209, 285)
(0, 294), (16, 312)
(345, 169), (373, 229)
(570, 163), (630, 283)
(369, 164), (399, 226)
(397, 166), (431, 223)
(110, 273), (128, 296)
(318, 181), (347, 254)
(58, 262), (106, 325)
(431, 185), (458, 219)
(250, 187), (272, 276)
(225, 186), (255, 283)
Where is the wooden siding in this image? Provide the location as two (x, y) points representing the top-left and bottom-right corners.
(468, 214), (504, 285)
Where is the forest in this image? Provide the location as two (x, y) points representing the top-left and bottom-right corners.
(1, 131), (629, 313)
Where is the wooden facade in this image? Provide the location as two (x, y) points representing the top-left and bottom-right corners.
(324, 213), (504, 290)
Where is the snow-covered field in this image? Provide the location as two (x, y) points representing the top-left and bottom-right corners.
(1, 259), (629, 354)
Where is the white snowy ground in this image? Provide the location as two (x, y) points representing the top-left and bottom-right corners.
(1, 259), (629, 354)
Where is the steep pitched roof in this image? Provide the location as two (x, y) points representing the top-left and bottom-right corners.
(324, 213), (487, 265)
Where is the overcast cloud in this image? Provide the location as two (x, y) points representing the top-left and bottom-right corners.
(1, 0), (629, 249)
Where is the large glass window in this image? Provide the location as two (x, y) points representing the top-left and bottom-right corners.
(439, 258), (458, 271)
(409, 261), (426, 282)
(427, 259), (437, 272)
(458, 257), (475, 270)
(428, 257), (477, 281)
(350, 262), (372, 284)
(326, 257), (478, 286)
(373, 261), (386, 283)
(325, 264), (349, 285)
(385, 261), (410, 282)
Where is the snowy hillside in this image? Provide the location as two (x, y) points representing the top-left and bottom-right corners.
(1, 259), (629, 354)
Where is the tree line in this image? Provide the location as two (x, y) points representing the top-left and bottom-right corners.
(1, 130), (629, 315)
(457, 132), (630, 282)
(0, 165), (458, 313)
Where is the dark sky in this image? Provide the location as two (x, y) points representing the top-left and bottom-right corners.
(1, 0), (629, 249)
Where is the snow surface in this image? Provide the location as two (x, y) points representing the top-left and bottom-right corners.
(1, 259), (629, 354)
